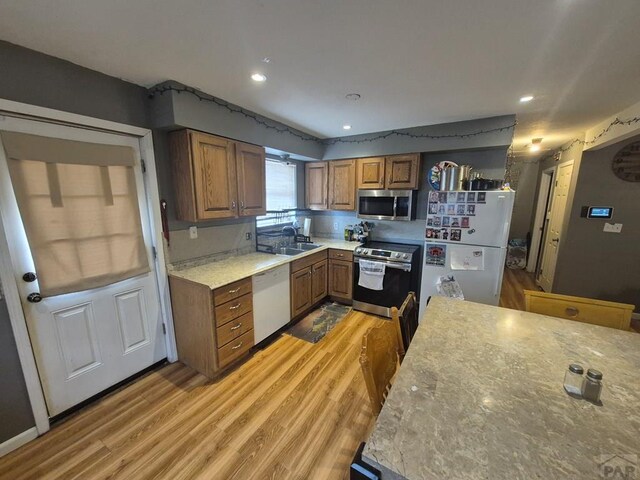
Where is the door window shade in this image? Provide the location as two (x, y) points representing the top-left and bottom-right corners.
(1, 131), (150, 297)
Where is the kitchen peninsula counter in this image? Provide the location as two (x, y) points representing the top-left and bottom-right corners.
(363, 296), (640, 479)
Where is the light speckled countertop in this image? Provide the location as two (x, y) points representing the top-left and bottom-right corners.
(363, 296), (640, 480)
(168, 238), (361, 290)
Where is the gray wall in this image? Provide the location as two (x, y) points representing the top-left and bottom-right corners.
(322, 115), (515, 160)
(0, 41), (149, 127)
(0, 287), (35, 443)
(0, 40), (153, 440)
(553, 135), (640, 310)
(509, 159), (541, 239)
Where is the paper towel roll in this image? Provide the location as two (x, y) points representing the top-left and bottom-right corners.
(303, 217), (311, 237)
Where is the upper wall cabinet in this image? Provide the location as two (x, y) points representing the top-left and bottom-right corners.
(305, 161), (329, 210)
(356, 153), (420, 190)
(328, 159), (356, 210)
(356, 157), (385, 189)
(169, 130), (266, 221)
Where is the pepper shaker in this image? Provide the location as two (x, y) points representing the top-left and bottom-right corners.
(583, 369), (603, 403)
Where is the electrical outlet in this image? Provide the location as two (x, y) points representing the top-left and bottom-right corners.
(603, 223), (623, 233)
(189, 226), (198, 239)
(333, 222), (339, 231)
(245, 232), (252, 240)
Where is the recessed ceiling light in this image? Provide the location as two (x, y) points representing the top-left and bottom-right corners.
(529, 137), (543, 152)
(345, 93), (361, 101)
(251, 73), (267, 82)
(343, 124), (352, 130)
(520, 95), (534, 103)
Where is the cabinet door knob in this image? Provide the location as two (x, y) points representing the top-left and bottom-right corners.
(231, 201), (236, 209)
(23, 272), (37, 282)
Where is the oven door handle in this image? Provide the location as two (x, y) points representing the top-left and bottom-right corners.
(354, 258), (412, 272)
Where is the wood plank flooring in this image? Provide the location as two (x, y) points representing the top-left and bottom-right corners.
(0, 311), (387, 480)
(499, 267), (538, 311)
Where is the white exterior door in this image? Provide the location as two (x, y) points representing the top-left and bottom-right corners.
(538, 161), (573, 292)
(0, 118), (166, 416)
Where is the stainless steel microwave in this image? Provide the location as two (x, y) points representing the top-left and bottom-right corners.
(357, 190), (417, 221)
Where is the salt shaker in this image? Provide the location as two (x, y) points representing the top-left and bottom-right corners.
(563, 364), (584, 397)
(583, 369), (603, 403)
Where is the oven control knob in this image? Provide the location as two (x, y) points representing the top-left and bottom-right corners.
(363, 250), (369, 255)
(355, 248), (362, 254)
(403, 253), (409, 259)
(394, 252), (400, 258)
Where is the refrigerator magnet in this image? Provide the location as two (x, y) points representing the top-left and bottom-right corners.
(461, 217), (470, 228)
(427, 217), (434, 226)
(451, 218), (460, 227)
(457, 192), (466, 203)
(438, 204), (446, 215)
(429, 203), (438, 214)
(447, 204), (456, 215)
(441, 229), (449, 240)
(467, 192), (476, 203)
(438, 192), (448, 204)
(450, 229), (462, 241)
(467, 204), (476, 215)
(442, 216), (451, 227)
(425, 244), (447, 267)
(477, 192), (486, 203)
(456, 204), (466, 215)
(448, 192), (457, 203)
(433, 216), (442, 227)
(429, 191), (439, 203)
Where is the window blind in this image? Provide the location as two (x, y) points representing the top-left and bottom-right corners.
(1, 131), (150, 297)
(265, 160), (297, 211)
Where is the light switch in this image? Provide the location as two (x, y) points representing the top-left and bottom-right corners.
(189, 226), (198, 239)
(603, 223), (623, 233)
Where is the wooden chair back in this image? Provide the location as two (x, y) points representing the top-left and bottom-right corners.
(390, 291), (418, 361)
(359, 324), (399, 416)
(524, 289), (634, 331)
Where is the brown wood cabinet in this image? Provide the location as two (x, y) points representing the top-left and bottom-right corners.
(305, 161), (329, 210)
(356, 157), (386, 189)
(328, 159), (356, 210)
(329, 254), (353, 301)
(312, 259), (328, 303)
(169, 129), (266, 221)
(355, 153), (420, 190)
(385, 154), (420, 189)
(290, 250), (329, 318)
(169, 275), (255, 378)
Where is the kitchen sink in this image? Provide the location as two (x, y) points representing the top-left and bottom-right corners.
(292, 243), (323, 251)
(277, 247), (306, 256)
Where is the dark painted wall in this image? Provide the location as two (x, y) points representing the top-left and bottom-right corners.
(553, 135), (640, 310)
(0, 289), (35, 443)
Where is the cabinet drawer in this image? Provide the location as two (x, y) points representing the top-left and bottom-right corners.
(216, 311), (254, 347)
(215, 293), (253, 327)
(218, 329), (254, 367)
(213, 278), (252, 306)
(290, 250), (328, 273)
(527, 296), (630, 330)
(328, 249), (353, 262)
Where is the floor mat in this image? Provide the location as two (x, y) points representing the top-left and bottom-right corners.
(286, 302), (352, 344)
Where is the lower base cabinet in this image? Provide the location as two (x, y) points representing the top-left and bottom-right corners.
(329, 249), (353, 302)
(290, 250), (328, 319)
(169, 276), (255, 378)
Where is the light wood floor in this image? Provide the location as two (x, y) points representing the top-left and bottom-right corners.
(0, 311), (387, 480)
(499, 267), (538, 311)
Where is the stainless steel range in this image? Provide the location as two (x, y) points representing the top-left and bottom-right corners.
(352, 241), (421, 318)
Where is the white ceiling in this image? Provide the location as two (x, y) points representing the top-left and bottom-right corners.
(1, 0), (640, 154)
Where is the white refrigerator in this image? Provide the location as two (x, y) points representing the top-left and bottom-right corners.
(419, 190), (515, 319)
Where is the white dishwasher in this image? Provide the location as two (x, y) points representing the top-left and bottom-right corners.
(252, 264), (291, 343)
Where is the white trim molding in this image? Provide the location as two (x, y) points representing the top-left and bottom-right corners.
(0, 427), (38, 457)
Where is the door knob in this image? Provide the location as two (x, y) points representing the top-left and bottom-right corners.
(27, 292), (43, 303)
(22, 272), (37, 282)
